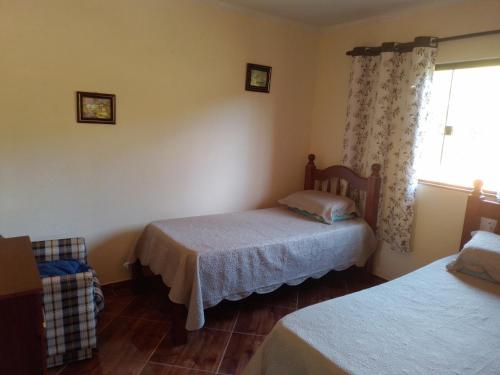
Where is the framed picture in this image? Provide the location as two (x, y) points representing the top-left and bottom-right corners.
(76, 92), (116, 124)
(245, 63), (272, 93)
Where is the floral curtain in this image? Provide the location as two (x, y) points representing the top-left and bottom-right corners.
(342, 44), (437, 253)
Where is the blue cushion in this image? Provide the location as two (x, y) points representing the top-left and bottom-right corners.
(37, 259), (90, 278)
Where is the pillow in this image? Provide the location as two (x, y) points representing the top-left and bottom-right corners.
(279, 190), (357, 224)
(287, 207), (356, 224)
(446, 231), (500, 284)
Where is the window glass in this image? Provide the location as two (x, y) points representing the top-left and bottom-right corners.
(420, 62), (500, 191)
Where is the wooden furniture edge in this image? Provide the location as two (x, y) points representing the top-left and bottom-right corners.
(304, 154), (381, 232)
(460, 179), (500, 249)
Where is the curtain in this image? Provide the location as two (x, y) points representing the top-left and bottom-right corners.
(342, 45), (437, 253)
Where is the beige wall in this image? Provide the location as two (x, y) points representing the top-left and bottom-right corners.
(0, 0), (319, 283)
(3, 0), (499, 284)
(309, 0), (500, 279)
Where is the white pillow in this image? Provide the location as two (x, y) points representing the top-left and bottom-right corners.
(447, 231), (500, 283)
(278, 190), (357, 224)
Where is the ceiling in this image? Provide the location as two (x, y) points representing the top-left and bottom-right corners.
(217, 0), (459, 26)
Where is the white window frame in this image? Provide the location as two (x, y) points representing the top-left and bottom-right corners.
(418, 57), (500, 198)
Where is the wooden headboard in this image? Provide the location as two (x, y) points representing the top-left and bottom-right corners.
(460, 180), (500, 248)
(304, 154), (381, 232)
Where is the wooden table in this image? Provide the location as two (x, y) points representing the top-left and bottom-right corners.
(0, 236), (46, 374)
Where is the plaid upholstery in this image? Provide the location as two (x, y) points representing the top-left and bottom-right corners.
(33, 237), (87, 263)
(33, 238), (104, 368)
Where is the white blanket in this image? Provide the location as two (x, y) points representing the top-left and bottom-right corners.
(131, 207), (376, 330)
(243, 256), (500, 375)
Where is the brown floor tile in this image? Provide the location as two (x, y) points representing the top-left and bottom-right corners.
(97, 312), (116, 334)
(150, 328), (231, 372)
(345, 268), (386, 293)
(218, 333), (265, 375)
(112, 281), (139, 297)
(140, 363), (213, 374)
(98, 316), (169, 362)
(59, 355), (145, 375)
(104, 293), (136, 315)
(120, 292), (174, 321)
(234, 304), (293, 335)
(101, 284), (115, 297)
(47, 366), (65, 375)
(59, 269), (384, 375)
(297, 277), (348, 308)
(204, 300), (239, 332)
(245, 285), (298, 309)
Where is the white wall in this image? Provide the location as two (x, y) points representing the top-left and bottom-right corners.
(0, 0), (319, 283)
(309, 0), (500, 279)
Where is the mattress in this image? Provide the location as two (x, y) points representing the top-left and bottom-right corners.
(243, 256), (500, 375)
(130, 207), (376, 330)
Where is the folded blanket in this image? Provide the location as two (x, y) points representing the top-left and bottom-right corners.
(37, 259), (90, 278)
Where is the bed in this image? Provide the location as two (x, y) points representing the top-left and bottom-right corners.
(129, 154), (382, 342)
(243, 180), (500, 375)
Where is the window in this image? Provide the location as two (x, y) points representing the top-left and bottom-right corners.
(420, 59), (500, 192)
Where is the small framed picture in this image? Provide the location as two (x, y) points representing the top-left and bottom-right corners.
(245, 63), (272, 93)
(76, 92), (116, 124)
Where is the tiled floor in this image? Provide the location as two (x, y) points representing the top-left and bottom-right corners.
(48, 268), (385, 375)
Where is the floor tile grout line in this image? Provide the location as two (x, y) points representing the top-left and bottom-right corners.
(115, 312), (237, 333)
(135, 322), (170, 375)
(231, 310), (240, 333)
(141, 326), (235, 374)
(131, 320), (233, 333)
(215, 331), (233, 375)
(97, 312), (119, 334)
(232, 331), (267, 337)
(147, 361), (216, 373)
(53, 365), (66, 375)
(203, 326), (234, 333)
(215, 310), (239, 375)
(147, 361), (217, 374)
(64, 270), (384, 375)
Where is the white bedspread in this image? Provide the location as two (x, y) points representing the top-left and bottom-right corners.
(243, 256), (500, 375)
(131, 207), (376, 330)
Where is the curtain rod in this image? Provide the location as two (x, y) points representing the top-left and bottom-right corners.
(346, 29), (500, 56)
(437, 29), (500, 43)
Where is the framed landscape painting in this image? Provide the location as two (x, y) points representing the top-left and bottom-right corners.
(76, 92), (116, 124)
(245, 63), (272, 93)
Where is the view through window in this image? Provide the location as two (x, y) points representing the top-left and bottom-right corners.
(420, 60), (500, 192)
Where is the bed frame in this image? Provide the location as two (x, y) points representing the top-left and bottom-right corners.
(461, 179), (500, 248)
(133, 154), (382, 345)
(304, 154), (381, 231)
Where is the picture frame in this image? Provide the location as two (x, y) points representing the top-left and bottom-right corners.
(245, 63), (272, 93)
(76, 91), (116, 124)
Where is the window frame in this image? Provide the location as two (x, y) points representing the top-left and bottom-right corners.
(417, 58), (500, 194)
(418, 179), (497, 198)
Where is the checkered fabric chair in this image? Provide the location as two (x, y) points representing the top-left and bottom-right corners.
(32, 237), (104, 368)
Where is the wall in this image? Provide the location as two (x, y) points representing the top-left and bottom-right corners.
(0, 0), (319, 283)
(309, 0), (500, 279)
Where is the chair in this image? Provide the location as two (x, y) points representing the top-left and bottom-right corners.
(32, 237), (104, 368)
